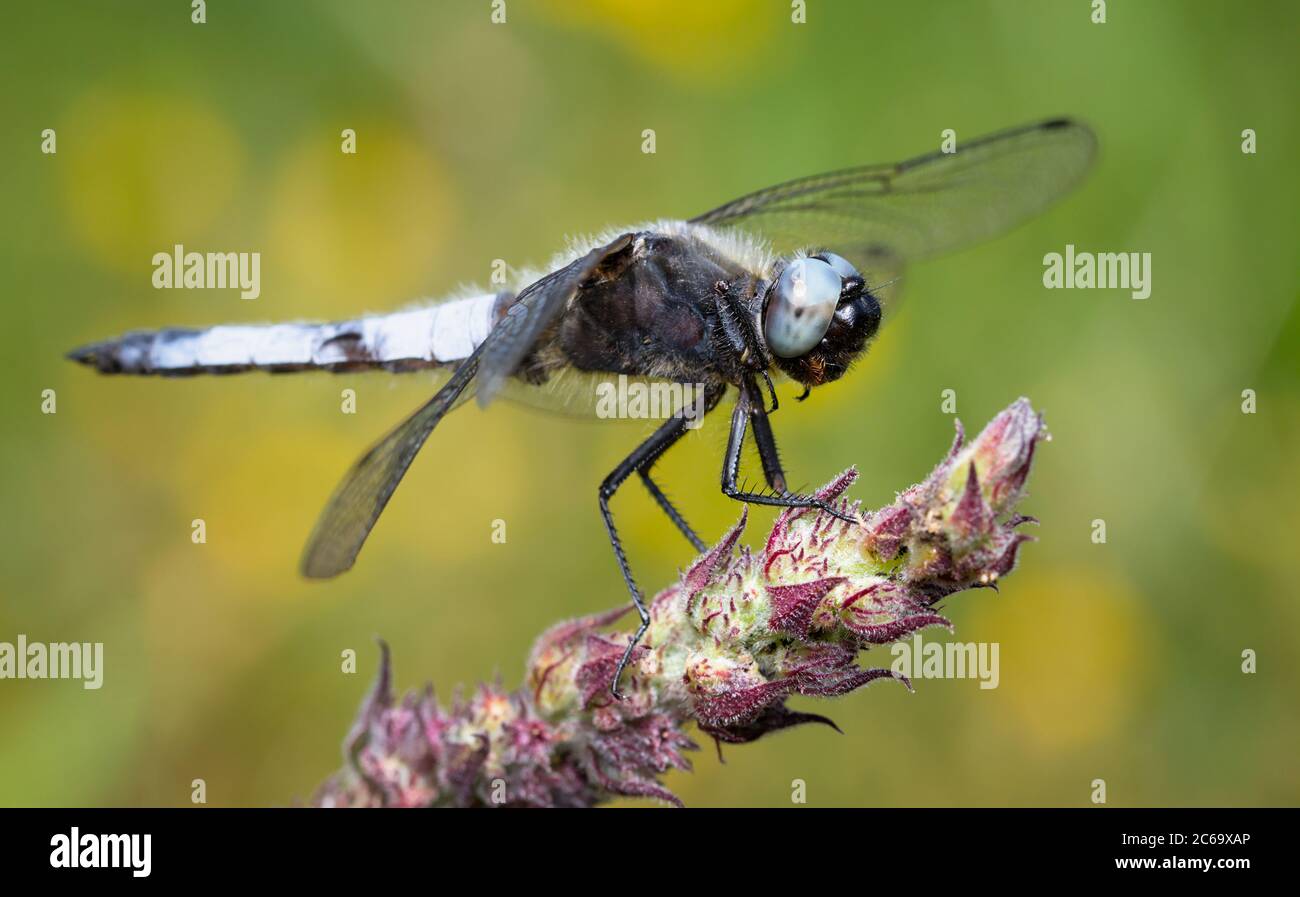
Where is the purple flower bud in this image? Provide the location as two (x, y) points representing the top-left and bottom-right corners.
(314, 399), (1048, 808)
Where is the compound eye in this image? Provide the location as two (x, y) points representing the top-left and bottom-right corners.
(818, 251), (861, 284)
(763, 257), (841, 358)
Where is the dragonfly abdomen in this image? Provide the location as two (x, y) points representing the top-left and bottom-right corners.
(67, 293), (506, 376)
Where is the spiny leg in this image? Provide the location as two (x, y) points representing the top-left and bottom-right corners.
(748, 401), (788, 494)
(720, 381), (857, 523)
(636, 384), (723, 553)
(638, 470), (706, 553)
(601, 390), (721, 698)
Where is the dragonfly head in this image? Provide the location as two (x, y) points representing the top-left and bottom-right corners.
(761, 251), (882, 388)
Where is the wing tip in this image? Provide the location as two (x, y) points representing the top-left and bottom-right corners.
(1038, 116), (1097, 152)
(300, 550), (354, 580)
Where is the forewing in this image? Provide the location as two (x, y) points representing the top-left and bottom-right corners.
(692, 118), (1096, 293)
(301, 235), (637, 577)
(300, 353), (480, 578)
(476, 232), (634, 407)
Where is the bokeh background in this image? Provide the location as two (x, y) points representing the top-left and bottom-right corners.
(1, 0), (1297, 807)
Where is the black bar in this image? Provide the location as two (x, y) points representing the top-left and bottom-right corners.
(1, 808), (1282, 881)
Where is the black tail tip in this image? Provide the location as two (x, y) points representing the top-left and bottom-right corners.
(67, 339), (125, 373)
(66, 343), (99, 365)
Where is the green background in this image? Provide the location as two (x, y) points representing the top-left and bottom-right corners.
(1, 0), (1296, 807)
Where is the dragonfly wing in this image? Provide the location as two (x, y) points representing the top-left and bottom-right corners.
(476, 232), (634, 408)
(692, 117), (1096, 311)
(300, 350), (480, 578)
(300, 235), (636, 578)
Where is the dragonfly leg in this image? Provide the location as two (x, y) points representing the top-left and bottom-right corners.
(748, 398), (788, 494)
(600, 386), (723, 699)
(638, 469), (706, 553)
(720, 381), (857, 524)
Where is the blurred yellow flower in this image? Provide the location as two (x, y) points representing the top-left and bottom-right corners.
(539, 0), (776, 81)
(268, 127), (453, 315)
(60, 90), (244, 272)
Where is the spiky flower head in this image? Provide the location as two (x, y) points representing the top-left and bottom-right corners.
(314, 399), (1047, 807)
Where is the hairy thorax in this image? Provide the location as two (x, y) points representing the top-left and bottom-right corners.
(553, 229), (759, 383)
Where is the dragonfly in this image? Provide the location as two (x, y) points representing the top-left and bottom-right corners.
(69, 118), (1096, 697)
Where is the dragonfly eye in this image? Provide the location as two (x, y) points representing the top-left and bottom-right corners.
(817, 251), (861, 283)
(763, 257), (841, 358)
